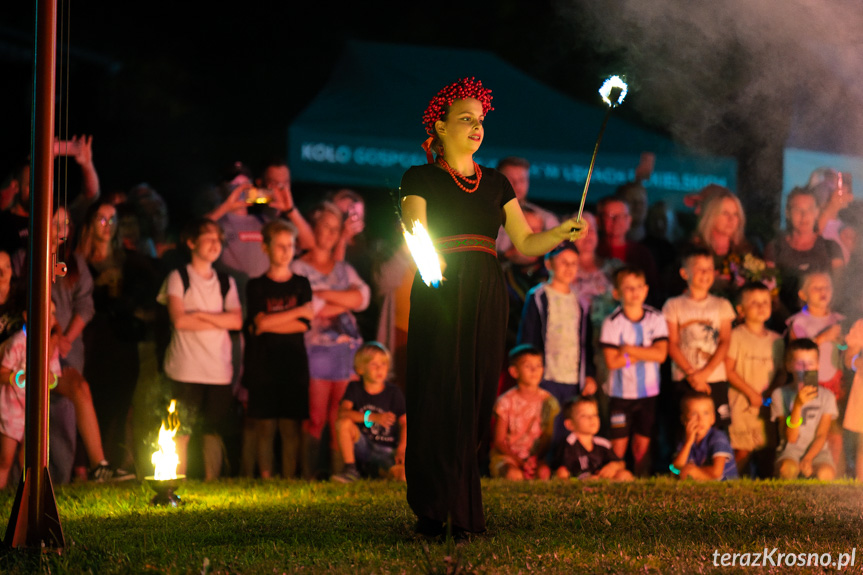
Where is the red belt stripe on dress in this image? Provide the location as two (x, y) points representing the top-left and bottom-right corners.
(434, 234), (497, 256)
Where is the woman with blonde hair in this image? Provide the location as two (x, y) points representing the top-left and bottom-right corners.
(694, 187), (748, 254)
(689, 186), (756, 300)
(291, 201), (370, 479)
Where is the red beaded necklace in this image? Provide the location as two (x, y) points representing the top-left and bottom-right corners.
(437, 158), (482, 193)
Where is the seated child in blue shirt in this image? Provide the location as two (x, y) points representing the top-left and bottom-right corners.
(672, 392), (739, 481)
(332, 342), (406, 482)
(553, 396), (633, 481)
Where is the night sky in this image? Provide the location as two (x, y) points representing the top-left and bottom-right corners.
(3, 1), (855, 237)
(0, 1), (631, 229)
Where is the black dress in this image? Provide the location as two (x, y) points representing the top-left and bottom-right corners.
(401, 163), (515, 534)
(242, 274), (312, 420)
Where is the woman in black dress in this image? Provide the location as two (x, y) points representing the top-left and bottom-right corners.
(400, 78), (587, 539)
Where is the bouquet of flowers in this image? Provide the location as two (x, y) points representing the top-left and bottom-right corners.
(725, 253), (781, 296)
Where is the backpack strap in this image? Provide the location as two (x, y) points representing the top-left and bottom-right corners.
(178, 266), (231, 311)
(216, 271), (231, 311)
(178, 266), (191, 294)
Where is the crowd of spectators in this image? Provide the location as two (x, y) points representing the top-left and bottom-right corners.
(2, 141), (863, 486)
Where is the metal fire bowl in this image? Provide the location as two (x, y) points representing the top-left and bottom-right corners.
(144, 475), (186, 507)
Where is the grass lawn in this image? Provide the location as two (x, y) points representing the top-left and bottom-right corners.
(1, 477), (862, 574)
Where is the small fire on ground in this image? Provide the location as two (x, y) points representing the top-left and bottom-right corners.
(152, 400), (180, 481)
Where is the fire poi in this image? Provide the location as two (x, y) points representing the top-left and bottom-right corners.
(402, 220), (443, 288)
(574, 75), (630, 227)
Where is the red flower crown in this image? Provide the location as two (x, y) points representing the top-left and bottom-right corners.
(422, 77), (494, 136)
(420, 77), (493, 163)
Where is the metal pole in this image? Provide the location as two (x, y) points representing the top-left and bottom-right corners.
(574, 85), (625, 223)
(575, 107), (613, 223)
(4, 0), (64, 550)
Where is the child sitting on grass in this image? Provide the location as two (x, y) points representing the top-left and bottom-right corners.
(553, 396), (632, 481)
(490, 344), (559, 480)
(672, 392), (739, 481)
(785, 272), (845, 473)
(771, 338), (837, 480)
(331, 342), (406, 482)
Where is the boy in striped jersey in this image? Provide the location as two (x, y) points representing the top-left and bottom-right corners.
(600, 266), (668, 476)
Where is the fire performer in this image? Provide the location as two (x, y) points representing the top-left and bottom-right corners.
(400, 78), (588, 540)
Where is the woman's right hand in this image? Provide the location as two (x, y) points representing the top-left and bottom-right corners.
(558, 217), (589, 242)
(794, 385), (818, 409)
(226, 183), (252, 212)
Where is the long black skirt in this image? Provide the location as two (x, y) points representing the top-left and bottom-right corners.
(405, 251), (507, 533)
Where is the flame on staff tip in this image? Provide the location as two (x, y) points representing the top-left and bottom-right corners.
(152, 400), (181, 481)
(599, 75), (628, 107)
(402, 220), (442, 288)
(574, 74), (630, 223)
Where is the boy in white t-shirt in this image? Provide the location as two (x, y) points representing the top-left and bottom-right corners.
(157, 218), (242, 480)
(663, 247), (736, 435)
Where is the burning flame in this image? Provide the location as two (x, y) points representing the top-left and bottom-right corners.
(599, 75), (628, 107)
(402, 219), (442, 288)
(152, 400), (181, 480)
